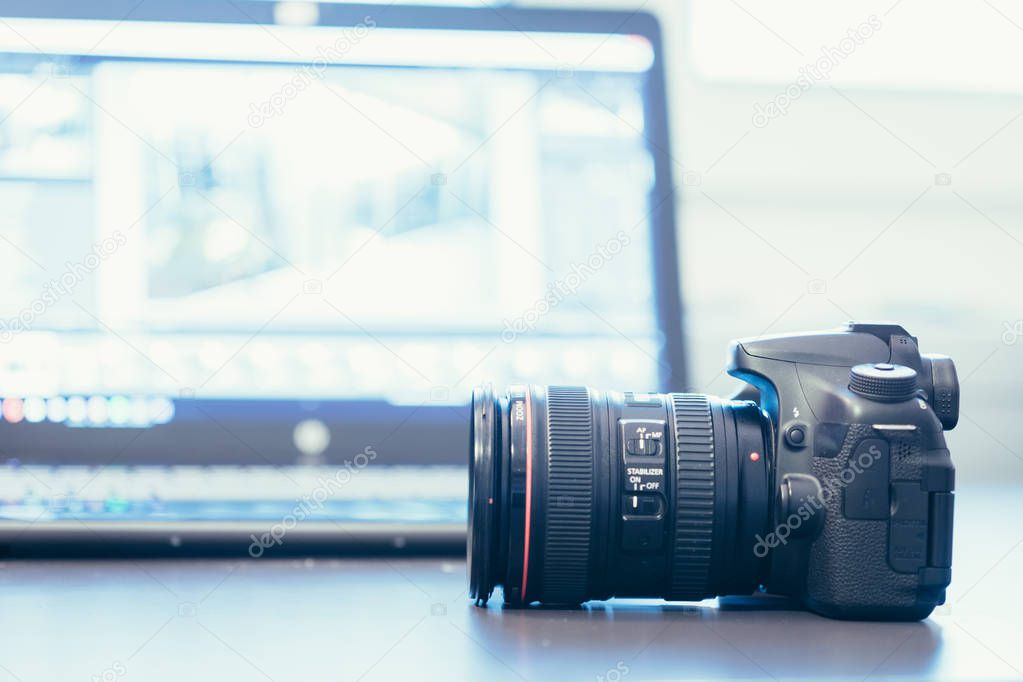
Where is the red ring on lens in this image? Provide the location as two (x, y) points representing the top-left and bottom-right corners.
(521, 386), (533, 599)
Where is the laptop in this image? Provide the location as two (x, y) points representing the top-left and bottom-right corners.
(0, 0), (683, 555)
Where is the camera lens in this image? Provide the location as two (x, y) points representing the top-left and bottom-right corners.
(468, 385), (774, 606)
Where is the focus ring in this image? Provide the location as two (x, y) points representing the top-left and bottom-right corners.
(669, 394), (715, 600)
(541, 385), (594, 603)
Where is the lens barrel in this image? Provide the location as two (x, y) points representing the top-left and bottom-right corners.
(469, 385), (773, 606)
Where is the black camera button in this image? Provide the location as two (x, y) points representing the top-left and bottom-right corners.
(784, 423), (808, 448)
(778, 474), (825, 538)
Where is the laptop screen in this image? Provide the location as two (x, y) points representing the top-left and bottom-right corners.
(0, 5), (679, 471)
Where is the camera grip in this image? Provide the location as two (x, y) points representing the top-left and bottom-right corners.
(805, 426), (952, 620)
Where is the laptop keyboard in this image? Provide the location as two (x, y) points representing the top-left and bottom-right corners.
(0, 465), (469, 524)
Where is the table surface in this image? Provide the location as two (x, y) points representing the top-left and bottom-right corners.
(1, 485), (1020, 682)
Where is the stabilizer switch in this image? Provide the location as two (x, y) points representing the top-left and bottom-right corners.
(620, 419), (666, 495)
(619, 419), (667, 552)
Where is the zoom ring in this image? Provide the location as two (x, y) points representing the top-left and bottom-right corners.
(542, 386), (594, 604)
(669, 394), (716, 600)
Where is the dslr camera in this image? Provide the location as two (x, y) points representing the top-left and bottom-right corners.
(468, 322), (958, 620)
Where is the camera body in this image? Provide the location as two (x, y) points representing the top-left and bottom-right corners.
(468, 321), (958, 621)
(729, 322), (957, 619)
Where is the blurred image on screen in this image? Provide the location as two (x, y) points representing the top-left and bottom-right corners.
(0, 20), (663, 426)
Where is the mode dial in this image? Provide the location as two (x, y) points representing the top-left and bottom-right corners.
(849, 363), (917, 402)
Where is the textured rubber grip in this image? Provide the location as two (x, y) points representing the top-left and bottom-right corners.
(669, 394), (716, 600)
(541, 385), (594, 604)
